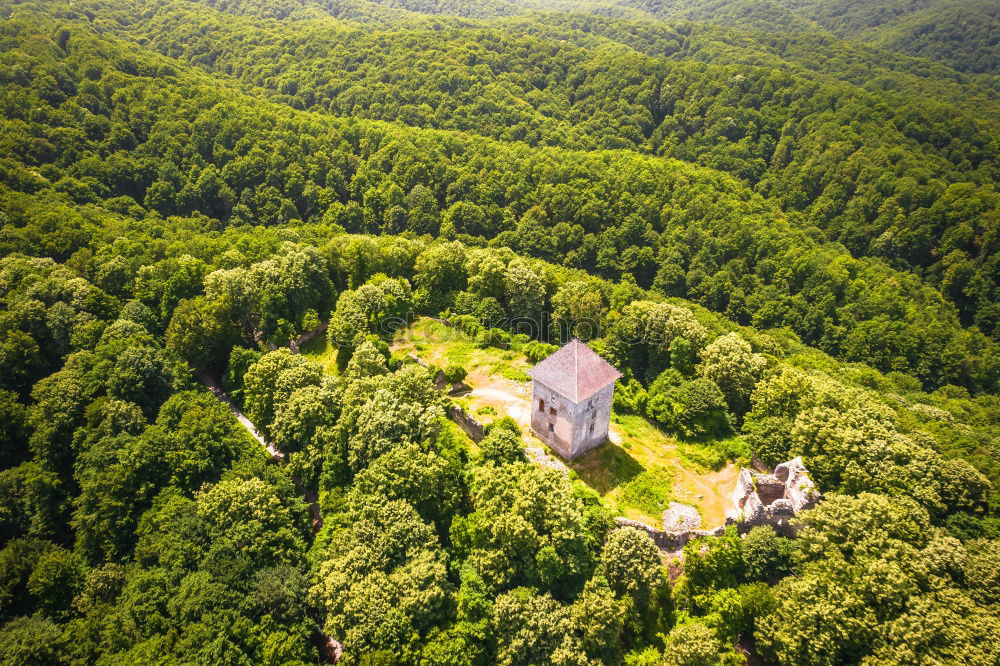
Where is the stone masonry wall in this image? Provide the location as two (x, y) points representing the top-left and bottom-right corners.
(732, 457), (819, 536)
(447, 404), (484, 443)
(568, 382), (616, 458)
(615, 517), (728, 552)
(616, 457), (821, 550)
(530, 379), (615, 460)
(530, 380), (573, 458)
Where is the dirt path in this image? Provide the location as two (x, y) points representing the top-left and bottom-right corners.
(195, 371), (283, 459)
(669, 461), (740, 529)
(473, 385), (531, 429)
(195, 370), (322, 530)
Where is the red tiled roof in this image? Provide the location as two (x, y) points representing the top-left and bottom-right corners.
(527, 339), (622, 402)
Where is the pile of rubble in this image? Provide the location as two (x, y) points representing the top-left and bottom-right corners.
(662, 502), (702, 531)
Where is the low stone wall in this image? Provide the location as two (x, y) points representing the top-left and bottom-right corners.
(615, 517), (728, 552)
(289, 320), (328, 353)
(447, 404), (485, 443)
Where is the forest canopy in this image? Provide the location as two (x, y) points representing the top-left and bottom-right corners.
(0, 0), (998, 664)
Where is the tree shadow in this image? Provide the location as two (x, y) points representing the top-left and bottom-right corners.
(567, 440), (644, 495)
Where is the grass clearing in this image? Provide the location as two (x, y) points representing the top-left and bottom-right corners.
(299, 334), (339, 375)
(621, 466), (675, 520)
(391, 317), (742, 529)
(392, 318), (532, 383)
(678, 436), (752, 473)
(569, 413), (683, 524)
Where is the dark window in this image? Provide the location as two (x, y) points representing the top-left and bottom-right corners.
(538, 399), (545, 412)
(549, 407), (556, 416)
(548, 423), (554, 433)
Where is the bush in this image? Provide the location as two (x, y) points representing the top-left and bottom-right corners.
(677, 442), (726, 471)
(301, 308), (321, 332)
(443, 364), (468, 385)
(647, 378), (730, 440)
(523, 339), (558, 363)
(388, 351), (415, 371)
(718, 436), (751, 464)
(484, 415), (520, 436)
(478, 428), (525, 465)
(477, 327), (510, 349)
(742, 526), (793, 582)
(613, 378), (649, 414)
(510, 333), (531, 348)
(449, 314), (482, 340)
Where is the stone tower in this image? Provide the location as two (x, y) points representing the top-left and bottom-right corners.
(528, 339), (622, 460)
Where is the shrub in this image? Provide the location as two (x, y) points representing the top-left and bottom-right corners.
(443, 364), (468, 385)
(484, 415), (520, 436)
(613, 378), (649, 414)
(449, 314), (482, 340)
(647, 378), (730, 440)
(478, 428), (525, 465)
(477, 327), (510, 349)
(523, 339), (558, 363)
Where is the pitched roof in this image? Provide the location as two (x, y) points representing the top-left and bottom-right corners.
(527, 339), (622, 402)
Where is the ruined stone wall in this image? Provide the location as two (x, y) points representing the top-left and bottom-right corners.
(617, 457), (821, 550)
(732, 457), (819, 536)
(615, 517), (728, 552)
(774, 457), (818, 512)
(447, 404), (484, 443)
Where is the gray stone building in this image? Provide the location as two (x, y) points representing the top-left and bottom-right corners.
(527, 339), (621, 460)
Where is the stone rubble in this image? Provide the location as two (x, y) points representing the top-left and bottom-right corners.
(617, 457), (821, 550)
(662, 502), (702, 532)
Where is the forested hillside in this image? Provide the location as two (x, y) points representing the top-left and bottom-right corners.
(866, 1), (1000, 75)
(13, 0), (1000, 342)
(615, 0), (1000, 74)
(1, 1), (998, 664)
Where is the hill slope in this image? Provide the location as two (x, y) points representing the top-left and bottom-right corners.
(2, 8), (998, 391)
(13, 0), (1000, 340)
(0, 6), (999, 666)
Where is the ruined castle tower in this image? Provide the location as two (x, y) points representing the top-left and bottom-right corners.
(528, 339), (622, 460)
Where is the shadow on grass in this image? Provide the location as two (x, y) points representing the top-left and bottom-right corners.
(568, 440), (644, 495)
(298, 334), (327, 355)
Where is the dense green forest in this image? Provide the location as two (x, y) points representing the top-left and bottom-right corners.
(615, 0), (1000, 73)
(0, 0), (998, 664)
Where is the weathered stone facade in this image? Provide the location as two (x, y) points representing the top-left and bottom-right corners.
(530, 379), (615, 459)
(732, 457), (819, 535)
(615, 517), (727, 552)
(446, 404), (484, 443)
